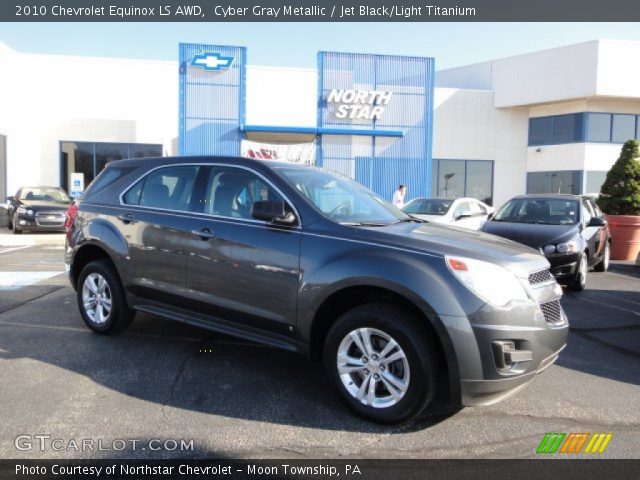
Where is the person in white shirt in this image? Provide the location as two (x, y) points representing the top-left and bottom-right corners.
(392, 184), (407, 208)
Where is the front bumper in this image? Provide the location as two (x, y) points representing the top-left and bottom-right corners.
(15, 213), (65, 231)
(545, 253), (581, 283)
(442, 277), (569, 407)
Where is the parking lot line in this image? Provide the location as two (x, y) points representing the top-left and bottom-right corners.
(0, 246), (30, 254)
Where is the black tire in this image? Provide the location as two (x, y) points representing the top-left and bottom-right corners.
(323, 303), (439, 424)
(12, 216), (22, 234)
(76, 259), (135, 334)
(594, 241), (610, 272)
(568, 254), (587, 292)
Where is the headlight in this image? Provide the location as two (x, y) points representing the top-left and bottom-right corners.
(17, 206), (27, 214)
(556, 240), (578, 254)
(446, 256), (529, 307)
(543, 245), (556, 255)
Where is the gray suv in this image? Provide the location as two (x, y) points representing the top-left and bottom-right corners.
(65, 156), (568, 423)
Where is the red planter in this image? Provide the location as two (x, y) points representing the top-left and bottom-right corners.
(606, 214), (640, 261)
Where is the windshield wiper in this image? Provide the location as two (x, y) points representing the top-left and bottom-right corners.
(342, 221), (389, 227)
(392, 217), (424, 224)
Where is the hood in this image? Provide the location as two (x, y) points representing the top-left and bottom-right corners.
(355, 221), (549, 277)
(19, 199), (71, 211)
(482, 221), (579, 249)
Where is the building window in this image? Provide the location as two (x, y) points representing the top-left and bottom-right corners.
(611, 114), (636, 144)
(529, 112), (640, 146)
(433, 159), (493, 205)
(553, 114), (583, 144)
(527, 171), (582, 195)
(585, 171), (608, 195)
(586, 113), (611, 142)
(528, 117), (553, 146)
(60, 141), (162, 191)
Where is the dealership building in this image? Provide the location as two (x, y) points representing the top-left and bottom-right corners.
(1, 38), (640, 207)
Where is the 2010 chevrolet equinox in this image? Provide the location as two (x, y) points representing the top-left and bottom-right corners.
(65, 156), (568, 423)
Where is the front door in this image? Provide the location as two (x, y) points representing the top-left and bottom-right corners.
(186, 165), (301, 335)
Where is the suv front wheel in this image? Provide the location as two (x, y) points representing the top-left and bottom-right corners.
(77, 259), (135, 334)
(323, 303), (439, 424)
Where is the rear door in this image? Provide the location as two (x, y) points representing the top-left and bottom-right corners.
(185, 165), (302, 334)
(118, 164), (206, 302)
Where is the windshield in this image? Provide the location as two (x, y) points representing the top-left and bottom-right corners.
(494, 198), (579, 225)
(19, 187), (71, 202)
(275, 167), (410, 225)
(403, 199), (453, 216)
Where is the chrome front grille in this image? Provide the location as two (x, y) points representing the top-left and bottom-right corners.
(529, 269), (552, 285)
(35, 211), (65, 226)
(540, 300), (563, 325)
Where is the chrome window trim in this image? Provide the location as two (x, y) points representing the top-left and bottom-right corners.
(117, 162), (302, 228)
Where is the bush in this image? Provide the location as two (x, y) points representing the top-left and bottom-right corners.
(596, 140), (640, 215)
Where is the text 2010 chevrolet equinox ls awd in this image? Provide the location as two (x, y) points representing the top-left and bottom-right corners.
(65, 156), (568, 423)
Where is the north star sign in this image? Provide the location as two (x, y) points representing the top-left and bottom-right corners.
(190, 52), (234, 71)
(327, 89), (393, 120)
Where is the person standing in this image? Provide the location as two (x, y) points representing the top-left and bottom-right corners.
(392, 184), (407, 208)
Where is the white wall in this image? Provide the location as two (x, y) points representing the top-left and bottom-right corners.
(433, 88), (529, 207)
(245, 65), (317, 128)
(0, 43), (177, 195)
(438, 39), (640, 108)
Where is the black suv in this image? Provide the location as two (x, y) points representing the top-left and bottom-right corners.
(66, 156), (568, 423)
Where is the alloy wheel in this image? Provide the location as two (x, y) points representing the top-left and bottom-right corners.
(336, 327), (410, 409)
(81, 273), (112, 324)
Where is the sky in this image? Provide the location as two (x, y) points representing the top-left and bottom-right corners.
(2, 22), (640, 70)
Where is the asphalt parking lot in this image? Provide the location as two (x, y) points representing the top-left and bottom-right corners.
(0, 229), (639, 459)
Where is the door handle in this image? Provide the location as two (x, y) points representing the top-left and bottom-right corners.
(191, 228), (215, 240)
(117, 212), (135, 224)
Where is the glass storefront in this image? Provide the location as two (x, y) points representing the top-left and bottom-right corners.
(60, 141), (162, 192)
(526, 170), (582, 195)
(433, 159), (493, 205)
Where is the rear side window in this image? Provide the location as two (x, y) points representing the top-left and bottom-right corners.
(83, 166), (134, 198)
(123, 165), (201, 211)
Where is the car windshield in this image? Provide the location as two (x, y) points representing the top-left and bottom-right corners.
(275, 167), (410, 225)
(19, 187), (71, 202)
(494, 198), (579, 225)
(402, 199), (453, 216)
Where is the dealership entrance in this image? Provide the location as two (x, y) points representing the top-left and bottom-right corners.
(59, 141), (162, 192)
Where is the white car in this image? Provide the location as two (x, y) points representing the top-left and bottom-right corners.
(402, 197), (495, 230)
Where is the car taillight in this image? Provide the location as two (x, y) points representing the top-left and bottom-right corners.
(65, 202), (78, 233)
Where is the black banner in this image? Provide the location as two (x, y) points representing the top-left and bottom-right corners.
(2, 0), (640, 22)
(2, 460), (640, 480)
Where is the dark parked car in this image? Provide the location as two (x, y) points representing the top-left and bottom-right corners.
(482, 195), (610, 291)
(65, 157), (568, 423)
(7, 186), (72, 233)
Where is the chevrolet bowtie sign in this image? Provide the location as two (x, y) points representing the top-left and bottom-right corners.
(190, 52), (234, 71)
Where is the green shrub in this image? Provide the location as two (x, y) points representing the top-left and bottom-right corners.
(596, 140), (640, 215)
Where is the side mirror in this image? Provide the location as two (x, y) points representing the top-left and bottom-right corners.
(251, 200), (296, 225)
(588, 216), (606, 227)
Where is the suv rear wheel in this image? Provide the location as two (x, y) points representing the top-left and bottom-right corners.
(323, 303), (438, 424)
(77, 259), (135, 334)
